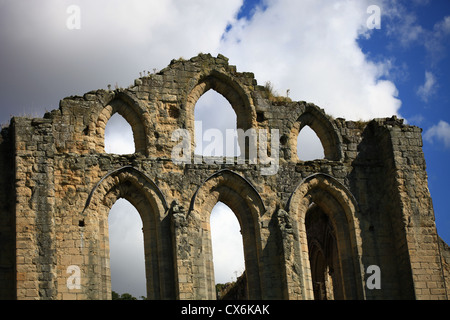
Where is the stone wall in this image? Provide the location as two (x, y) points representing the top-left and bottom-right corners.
(0, 53), (448, 299)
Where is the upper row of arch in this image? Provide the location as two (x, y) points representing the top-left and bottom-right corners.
(84, 55), (343, 161)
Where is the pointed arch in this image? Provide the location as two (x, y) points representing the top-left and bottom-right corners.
(287, 173), (358, 214)
(210, 201), (245, 286)
(108, 198), (146, 298)
(290, 105), (343, 161)
(185, 71), (256, 156)
(104, 113), (135, 154)
(81, 166), (173, 300)
(188, 169), (265, 299)
(194, 89), (240, 157)
(286, 173), (364, 299)
(297, 125), (325, 161)
(190, 169), (265, 216)
(91, 92), (149, 155)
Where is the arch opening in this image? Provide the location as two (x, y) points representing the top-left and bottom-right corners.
(194, 89), (241, 157)
(305, 203), (341, 300)
(210, 201), (246, 299)
(94, 96), (147, 155)
(287, 174), (363, 300)
(105, 113), (136, 155)
(297, 126), (325, 161)
(186, 74), (255, 162)
(289, 107), (342, 162)
(190, 170), (265, 300)
(85, 167), (173, 300)
(108, 198), (146, 299)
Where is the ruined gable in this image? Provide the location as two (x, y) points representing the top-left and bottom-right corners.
(0, 53), (448, 300)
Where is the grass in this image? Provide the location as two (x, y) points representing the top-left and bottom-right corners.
(264, 81), (292, 104)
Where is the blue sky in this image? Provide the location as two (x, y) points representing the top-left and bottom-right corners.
(354, 0), (450, 244)
(0, 0), (449, 298)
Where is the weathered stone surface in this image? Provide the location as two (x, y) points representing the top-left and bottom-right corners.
(0, 53), (448, 300)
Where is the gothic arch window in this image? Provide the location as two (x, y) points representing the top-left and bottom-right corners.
(82, 167), (173, 300)
(289, 106), (342, 162)
(297, 125), (325, 161)
(108, 198), (145, 298)
(93, 95), (148, 155)
(105, 113), (136, 154)
(189, 170), (265, 299)
(210, 201), (246, 298)
(287, 174), (363, 300)
(185, 74), (255, 160)
(305, 203), (340, 299)
(194, 89), (241, 157)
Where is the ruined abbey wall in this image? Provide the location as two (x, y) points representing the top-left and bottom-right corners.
(0, 53), (448, 300)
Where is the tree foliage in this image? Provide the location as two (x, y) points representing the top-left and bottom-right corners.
(111, 291), (138, 300)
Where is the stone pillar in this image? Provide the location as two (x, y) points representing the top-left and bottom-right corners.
(384, 120), (448, 299)
(171, 200), (195, 299)
(277, 209), (313, 300)
(13, 118), (57, 299)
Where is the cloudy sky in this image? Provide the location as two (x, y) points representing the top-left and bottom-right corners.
(1, 0), (449, 299)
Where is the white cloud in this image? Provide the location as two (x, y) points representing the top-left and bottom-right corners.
(194, 90), (240, 157)
(218, 0), (401, 120)
(297, 126), (325, 161)
(412, 0), (431, 5)
(0, 0), (244, 120)
(210, 202), (245, 284)
(108, 199), (146, 298)
(105, 114), (135, 154)
(383, 3), (450, 65)
(424, 121), (450, 148)
(384, 7), (425, 47)
(434, 15), (450, 37)
(406, 114), (425, 126)
(417, 71), (437, 102)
